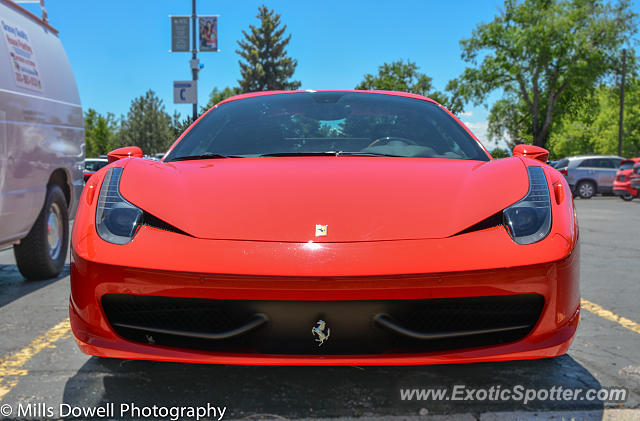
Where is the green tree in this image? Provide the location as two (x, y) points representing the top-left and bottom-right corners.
(236, 5), (301, 92)
(451, 0), (636, 149)
(621, 78), (640, 156)
(486, 97), (531, 147)
(203, 86), (241, 110)
(355, 60), (463, 114)
(549, 79), (640, 158)
(169, 111), (192, 140)
(118, 90), (173, 154)
(490, 147), (511, 159)
(84, 108), (118, 157)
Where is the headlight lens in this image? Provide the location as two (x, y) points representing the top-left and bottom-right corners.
(503, 166), (552, 245)
(95, 168), (142, 244)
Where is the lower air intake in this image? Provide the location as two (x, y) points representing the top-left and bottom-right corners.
(101, 294), (544, 355)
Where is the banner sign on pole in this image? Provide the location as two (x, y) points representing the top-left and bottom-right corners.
(171, 16), (190, 52)
(198, 16), (218, 52)
(173, 81), (197, 104)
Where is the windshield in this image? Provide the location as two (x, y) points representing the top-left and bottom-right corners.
(85, 160), (107, 172)
(620, 160), (636, 170)
(165, 92), (489, 162)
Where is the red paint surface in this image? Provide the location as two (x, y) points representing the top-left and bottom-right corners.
(613, 158), (640, 197)
(70, 91), (580, 365)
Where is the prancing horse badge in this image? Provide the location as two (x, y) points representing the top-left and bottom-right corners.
(312, 320), (330, 346)
(315, 224), (327, 236)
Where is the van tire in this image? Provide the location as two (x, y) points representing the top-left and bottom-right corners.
(14, 185), (69, 280)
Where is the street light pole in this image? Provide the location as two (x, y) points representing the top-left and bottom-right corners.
(191, 0), (198, 122)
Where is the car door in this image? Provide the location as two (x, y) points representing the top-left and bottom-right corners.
(597, 158), (621, 192)
(0, 110), (7, 241)
(576, 158), (599, 186)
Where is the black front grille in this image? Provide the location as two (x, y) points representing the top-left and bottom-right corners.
(102, 294), (544, 355)
(404, 295), (544, 333)
(102, 295), (253, 335)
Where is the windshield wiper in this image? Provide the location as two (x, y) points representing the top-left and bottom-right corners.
(258, 152), (340, 157)
(170, 153), (243, 161)
(258, 151), (407, 158)
(336, 151), (406, 157)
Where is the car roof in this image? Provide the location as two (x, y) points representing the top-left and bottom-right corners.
(214, 90), (441, 108)
(566, 155), (624, 160)
(163, 89), (492, 161)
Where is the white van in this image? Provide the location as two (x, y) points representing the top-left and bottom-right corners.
(0, 0), (84, 279)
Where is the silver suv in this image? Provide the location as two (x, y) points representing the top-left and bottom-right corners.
(555, 155), (624, 199)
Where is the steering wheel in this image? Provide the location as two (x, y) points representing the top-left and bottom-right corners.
(366, 136), (420, 149)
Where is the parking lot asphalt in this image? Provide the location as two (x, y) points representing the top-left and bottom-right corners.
(0, 196), (639, 421)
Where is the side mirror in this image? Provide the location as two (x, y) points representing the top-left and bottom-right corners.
(512, 144), (549, 163)
(107, 146), (143, 163)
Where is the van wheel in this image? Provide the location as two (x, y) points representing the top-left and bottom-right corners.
(576, 181), (596, 199)
(14, 185), (69, 280)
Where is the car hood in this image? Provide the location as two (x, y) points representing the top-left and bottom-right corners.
(119, 157), (529, 242)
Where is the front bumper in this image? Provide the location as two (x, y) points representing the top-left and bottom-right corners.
(70, 230), (580, 365)
(613, 180), (638, 197)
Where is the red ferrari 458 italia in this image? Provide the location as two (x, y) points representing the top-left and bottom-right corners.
(70, 90), (579, 365)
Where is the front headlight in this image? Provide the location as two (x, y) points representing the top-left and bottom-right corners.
(503, 166), (552, 245)
(95, 168), (142, 244)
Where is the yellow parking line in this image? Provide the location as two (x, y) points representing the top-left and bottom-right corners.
(581, 298), (640, 335)
(0, 318), (70, 401)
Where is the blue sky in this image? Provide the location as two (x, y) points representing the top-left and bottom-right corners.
(21, 0), (639, 150)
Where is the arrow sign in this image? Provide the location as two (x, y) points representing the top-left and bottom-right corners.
(173, 81), (197, 104)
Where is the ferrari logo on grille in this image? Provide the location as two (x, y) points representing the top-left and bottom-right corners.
(312, 320), (330, 346)
(315, 224), (327, 236)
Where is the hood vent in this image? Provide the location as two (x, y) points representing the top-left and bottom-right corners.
(142, 212), (192, 237)
(454, 212), (504, 236)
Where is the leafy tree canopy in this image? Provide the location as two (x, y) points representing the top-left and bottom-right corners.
(549, 79), (640, 158)
(356, 60), (437, 96)
(169, 111), (192, 141)
(203, 86), (241, 110)
(490, 147), (511, 159)
(451, 0), (636, 149)
(118, 90), (174, 154)
(84, 109), (118, 157)
(486, 97), (531, 148)
(236, 5), (300, 92)
(355, 60), (464, 114)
